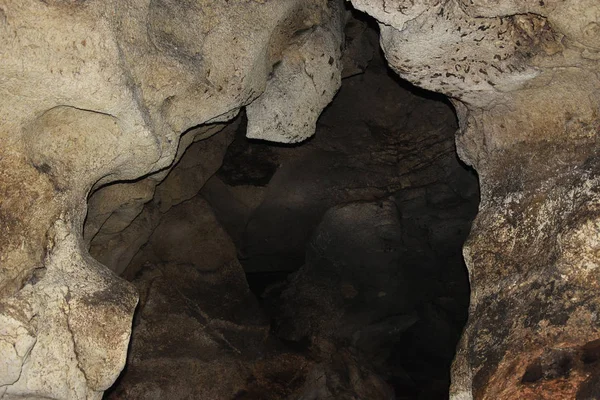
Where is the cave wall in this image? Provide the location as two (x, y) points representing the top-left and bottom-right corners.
(348, 0), (600, 398)
(0, 1), (345, 398)
(91, 16), (478, 398)
(205, 49), (474, 275)
(0, 0), (599, 399)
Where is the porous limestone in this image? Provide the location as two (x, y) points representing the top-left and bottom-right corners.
(349, 0), (600, 398)
(2, 0), (599, 397)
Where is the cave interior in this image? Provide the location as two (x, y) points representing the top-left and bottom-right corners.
(87, 10), (480, 400)
(4, 0), (600, 398)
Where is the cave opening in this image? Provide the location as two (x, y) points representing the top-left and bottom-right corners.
(87, 9), (480, 400)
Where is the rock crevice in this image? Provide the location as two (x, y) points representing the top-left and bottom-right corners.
(1, 0), (599, 398)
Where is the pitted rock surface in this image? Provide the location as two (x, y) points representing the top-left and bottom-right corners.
(348, 0), (600, 398)
(1, 0), (599, 398)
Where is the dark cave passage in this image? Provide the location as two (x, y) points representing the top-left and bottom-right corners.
(96, 10), (479, 400)
(5, 0), (600, 398)
(203, 58), (479, 399)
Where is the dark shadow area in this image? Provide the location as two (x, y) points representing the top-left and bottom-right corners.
(202, 14), (479, 398)
(101, 5), (479, 400)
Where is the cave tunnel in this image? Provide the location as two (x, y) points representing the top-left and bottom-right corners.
(5, 0), (599, 399)
(89, 10), (480, 400)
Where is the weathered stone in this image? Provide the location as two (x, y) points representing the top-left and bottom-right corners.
(340, 11), (378, 78)
(246, 1), (344, 143)
(105, 194), (394, 400)
(3, 0), (599, 397)
(87, 121), (237, 276)
(272, 195), (474, 396)
(0, 219), (137, 399)
(0, 0), (346, 397)
(349, 0), (600, 398)
(105, 197), (268, 399)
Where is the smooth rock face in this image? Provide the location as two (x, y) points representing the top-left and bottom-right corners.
(0, 0), (345, 397)
(349, 0), (600, 398)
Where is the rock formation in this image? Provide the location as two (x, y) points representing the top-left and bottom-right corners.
(349, 0), (600, 398)
(103, 194), (395, 400)
(1, 0), (598, 399)
(0, 1), (344, 398)
(92, 23), (478, 396)
(200, 47), (478, 398)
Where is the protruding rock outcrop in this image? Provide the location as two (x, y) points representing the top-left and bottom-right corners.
(2, 0), (599, 398)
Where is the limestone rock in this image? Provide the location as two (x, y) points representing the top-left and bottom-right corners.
(348, 0), (600, 398)
(104, 194), (392, 400)
(340, 11), (379, 78)
(290, 349), (396, 400)
(3, 0), (599, 397)
(87, 121), (237, 276)
(0, 0), (346, 397)
(0, 220), (137, 400)
(273, 197), (474, 396)
(275, 200), (415, 343)
(105, 197), (269, 399)
(203, 36), (478, 397)
(246, 1), (344, 143)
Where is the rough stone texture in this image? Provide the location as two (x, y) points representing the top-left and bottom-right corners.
(106, 195), (394, 400)
(272, 195), (474, 398)
(104, 197), (268, 399)
(246, 2), (344, 143)
(339, 12), (378, 78)
(0, 216), (137, 400)
(204, 45), (478, 398)
(4, 0), (599, 398)
(0, 0), (345, 397)
(349, 0), (600, 398)
(96, 21), (476, 397)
